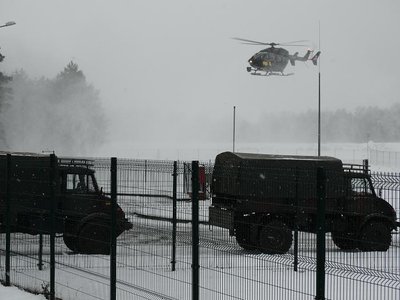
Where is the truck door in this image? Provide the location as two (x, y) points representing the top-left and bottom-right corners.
(347, 176), (376, 216)
(61, 172), (99, 219)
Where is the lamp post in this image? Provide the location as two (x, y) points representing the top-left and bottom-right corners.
(317, 22), (321, 157)
(0, 21), (16, 29)
(233, 106), (236, 152)
(318, 72), (321, 157)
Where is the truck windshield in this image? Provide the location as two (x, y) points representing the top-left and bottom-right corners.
(351, 177), (373, 195)
(66, 173), (97, 193)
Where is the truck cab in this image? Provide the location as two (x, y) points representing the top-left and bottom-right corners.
(0, 153), (132, 255)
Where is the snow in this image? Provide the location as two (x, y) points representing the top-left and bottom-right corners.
(0, 285), (46, 300)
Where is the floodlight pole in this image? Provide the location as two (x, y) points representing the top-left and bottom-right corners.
(318, 72), (321, 157)
(317, 21), (321, 157)
(233, 106), (236, 152)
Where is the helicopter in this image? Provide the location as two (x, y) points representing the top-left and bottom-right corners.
(233, 37), (321, 76)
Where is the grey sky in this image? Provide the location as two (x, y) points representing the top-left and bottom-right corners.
(1, 0), (400, 153)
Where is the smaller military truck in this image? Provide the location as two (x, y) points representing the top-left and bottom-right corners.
(0, 152), (132, 254)
(209, 152), (397, 254)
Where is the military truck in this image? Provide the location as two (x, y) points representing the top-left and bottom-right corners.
(0, 152), (132, 254)
(209, 152), (397, 254)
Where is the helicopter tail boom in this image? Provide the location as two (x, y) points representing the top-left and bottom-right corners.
(299, 50), (311, 61)
(289, 52), (299, 66)
(290, 50), (311, 66)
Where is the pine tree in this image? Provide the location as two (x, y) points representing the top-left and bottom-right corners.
(2, 61), (107, 155)
(0, 51), (12, 147)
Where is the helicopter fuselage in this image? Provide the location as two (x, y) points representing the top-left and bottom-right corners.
(248, 47), (289, 74)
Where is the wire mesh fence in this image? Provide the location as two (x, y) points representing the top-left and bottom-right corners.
(0, 152), (399, 300)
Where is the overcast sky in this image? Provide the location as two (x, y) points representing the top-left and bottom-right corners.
(1, 0), (400, 155)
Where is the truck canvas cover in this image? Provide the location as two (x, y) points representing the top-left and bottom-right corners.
(212, 152), (345, 213)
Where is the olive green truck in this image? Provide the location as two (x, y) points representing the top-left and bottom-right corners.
(0, 152), (132, 254)
(209, 152), (398, 254)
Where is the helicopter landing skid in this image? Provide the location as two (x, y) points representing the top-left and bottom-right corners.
(247, 67), (293, 76)
(250, 71), (294, 77)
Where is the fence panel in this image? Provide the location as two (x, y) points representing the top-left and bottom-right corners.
(1, 154), (399, 300)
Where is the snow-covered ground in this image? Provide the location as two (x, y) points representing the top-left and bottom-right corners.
(0, 285), (46, 300)
(1, 198), (399, 300)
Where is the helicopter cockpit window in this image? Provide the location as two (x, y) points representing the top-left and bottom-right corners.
(351, 177), (372, 195)
(263, 52), (271, 59)
(66, 173), (96, 193)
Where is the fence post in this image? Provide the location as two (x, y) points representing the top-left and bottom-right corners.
(5, 154), (11, 286)
(171, 161), (177, 271)
(38, 233), (43, 270)
(293, 168), (299, 272)
(49, 154), (57, 300)
(363, 159), (369, 174)
(315, 167), (326, 300)
(191, 161), (200, 300)
(110, 157), (117, 300)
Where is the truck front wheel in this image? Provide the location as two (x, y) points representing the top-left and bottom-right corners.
(358, 220), (391, 251)
(258, 220), (292, 254)
(78, 219), (111, 255)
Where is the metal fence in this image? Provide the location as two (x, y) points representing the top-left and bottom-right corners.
(0, 154), (399, 300)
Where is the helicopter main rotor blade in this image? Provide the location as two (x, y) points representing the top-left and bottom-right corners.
(279, 44), (309, 47)
(232, 37), (272, 46)
(233, 37), (309, 47)
(280, 40), (309, 45)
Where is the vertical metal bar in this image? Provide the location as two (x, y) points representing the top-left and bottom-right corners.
(233, 106), (236, 153)
(318, 72), (321, 157)
(110, 157), (117, 300)
(38, 233), (43, 270)
(191, 161), (200, 300)
(363, 159), (369, 174)
(5, 154), (11, 286)
(293, 168), (299, 272)
(144, 160), (147, 192)
(49, 154), (56, 300)
(318, 21), (321, 157)
(171, 161), (177, 271)
(315, 167), (326, 300)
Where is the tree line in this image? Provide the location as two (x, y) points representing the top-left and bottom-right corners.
(0, 57), (106, 155)
(238, 105), (400, 143)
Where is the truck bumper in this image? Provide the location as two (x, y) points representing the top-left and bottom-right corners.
(122, 218), (133, 230)
(209, 206), (234, 231)
(116, 218), (133, 236)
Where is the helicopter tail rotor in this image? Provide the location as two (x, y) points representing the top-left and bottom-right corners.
(311, 51), (321, 65)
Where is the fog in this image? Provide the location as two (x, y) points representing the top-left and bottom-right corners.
(1, 0), (399, 158)
(2, 66), (106, 156)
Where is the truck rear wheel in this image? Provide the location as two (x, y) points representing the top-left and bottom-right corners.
(63, 232), (79, 252)
(331, 231), (358, 250)
(78, 219), (110, 255)
(258, 220), (292, 254)
(358, 221), (391, 251)
(63, 219), (79, 252)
